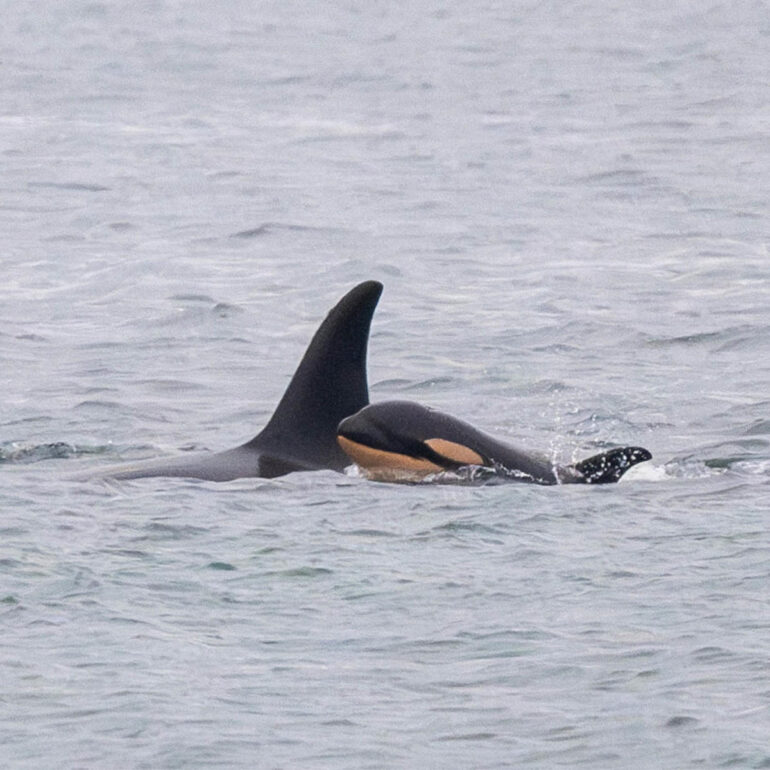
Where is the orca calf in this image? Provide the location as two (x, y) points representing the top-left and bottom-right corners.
(337, 400), (651, 485)
(75, 281), (383, 481)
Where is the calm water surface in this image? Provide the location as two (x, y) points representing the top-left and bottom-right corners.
(2, 1), (769, 768)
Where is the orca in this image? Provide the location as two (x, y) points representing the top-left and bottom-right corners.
(337, 400), (651, 485)
(74, 280), (383, 481)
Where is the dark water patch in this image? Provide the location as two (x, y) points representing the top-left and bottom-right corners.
(320, 719), (357, 727)
(104, 549), (150, 559)
(263, 74), (313, 87)
(542, 724), (588, 741)
(574, 168), (649, 186)
(28, 181), (111, 192)
(458, 628), (555, 644)
(75, 340), (137, 352)
(342, 591), (382, 601)
(743, 419), (770, 436)
(212, 302), (243, 318)
(663, 457), (722, 479)
(665, 715), (699, 728)
(700, 437), (770, 469)
(460, 644), (535, 662)
(715, 328), (770, 353)
(170, 293), (216, 303)
(605, 569), (637, 579)
(424, 518), (506, 537)
(664, 441), (770, 476)
(692, 646), (734, 663)
(704, 456), (752, 470)
(646, 324), (766, 353)
(384, 636), (463, 656)
(208, 561), (237, 571)
(27, 617), (63, 627)
(73, 399), (123, 412)
(134, 523), (210, 542)
(147, 580), (202, 593)
(42, 233), (86, 243)
(231, 225), (270, 238)
(646, 330), (725, 348)
(620, 647), (663, 660)
(136, 378), (207, 393)
(253, 546), (283, 555)
(230, 221), (342, 239)
(1, 416), (57, 430)
(337, 528), (398, 538)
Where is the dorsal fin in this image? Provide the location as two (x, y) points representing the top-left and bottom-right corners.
(245, 280), (383, 472)
(573, 446), (652, 484)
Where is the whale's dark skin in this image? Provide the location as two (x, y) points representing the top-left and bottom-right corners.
(337, 400), (651, 485)
(74, 281), (383, 481)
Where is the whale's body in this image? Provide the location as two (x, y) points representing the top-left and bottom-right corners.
(337, 400), (651, 485)
(74, 281), (383, 481)
(73, 280), (651, 487)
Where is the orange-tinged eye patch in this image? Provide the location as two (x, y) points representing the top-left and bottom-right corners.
(424, 438), (484, 466)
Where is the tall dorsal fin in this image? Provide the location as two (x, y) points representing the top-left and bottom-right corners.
(245, 280), (383, 471)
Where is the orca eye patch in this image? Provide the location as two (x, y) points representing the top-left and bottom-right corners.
(423, 438), (485, 467)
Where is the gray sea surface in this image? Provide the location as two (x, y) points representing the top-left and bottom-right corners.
(2, 1), (770, 767)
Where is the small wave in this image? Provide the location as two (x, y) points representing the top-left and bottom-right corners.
(404, 376), (455, 391)
(663, 450), (770, 479)
(229, 222), (344, 239)
(730, 459), (770, 477)
(0, 441), (111, 466)
(28, 181), (110, 192)
(645, 324), (766, 351)
(743, 419), (770, 436)
(423, 465), (537, 486)
(646, 330), (725, 348)
(170, 293), (216, 303)
(266, 566), (333, 579)
(574, 168), (648, 186)
(425, 517), (506, 536)
(663, 457), (725, 479)
(230, 224), (270, 239)
(0, 441), (80, 465)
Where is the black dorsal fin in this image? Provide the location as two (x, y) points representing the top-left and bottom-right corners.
(573, 446), (652, 484)
(245, 280), (383, 472)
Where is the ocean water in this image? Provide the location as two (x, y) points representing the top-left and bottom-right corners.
(2, 1), (770, 767)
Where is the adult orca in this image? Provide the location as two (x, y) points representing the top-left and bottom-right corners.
(337, 400), (651, 485)
(74, 280), (383, 481)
